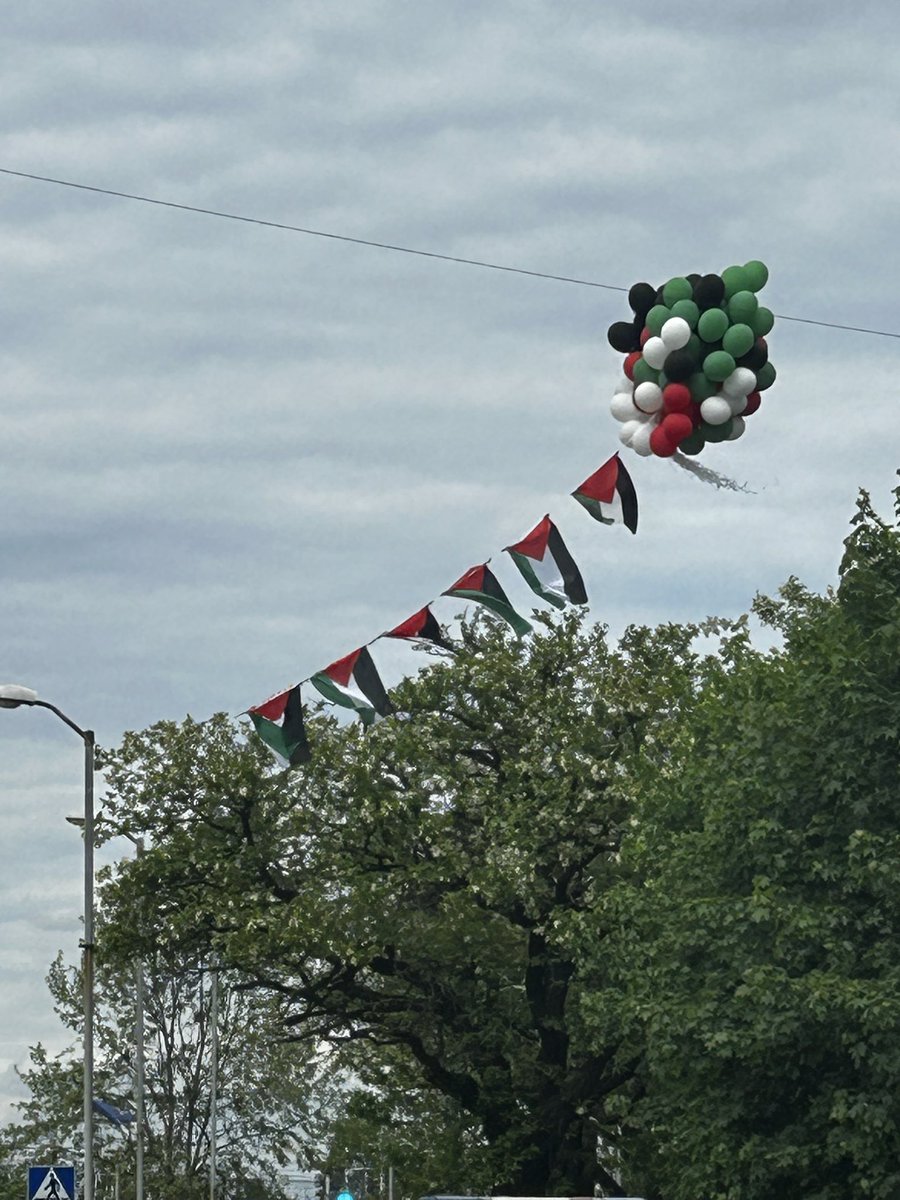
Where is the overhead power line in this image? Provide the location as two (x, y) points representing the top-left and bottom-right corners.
(1, 166), (898, 341)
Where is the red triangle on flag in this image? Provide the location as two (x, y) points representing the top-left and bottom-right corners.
(446, 564), (487, 593)
(249, 689), (291, 721)
(506, 515), (552, 561)
(574, 453), (620, 503)
(323, 647), (363, 688)
(386, 607), (430, 639)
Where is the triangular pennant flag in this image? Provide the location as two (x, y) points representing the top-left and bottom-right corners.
(311, 645), (394, 726)
(384, 606), (454, 651)
(505, 515), (588, 609)
(443, 563), (532, 636)
(248, 685), (311, 768)
(572, 452), (638, 533)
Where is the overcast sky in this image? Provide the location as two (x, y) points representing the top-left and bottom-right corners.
(2, 0), (899, 1121)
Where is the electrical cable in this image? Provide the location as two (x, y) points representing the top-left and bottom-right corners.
(2, 166), (898, 340)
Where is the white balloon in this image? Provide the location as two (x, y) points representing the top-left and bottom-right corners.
(616, 374), (634, 394)
(700, 395), (733, 426)
(727, 416), (746, 440)
(618, 419), (643, 446)
(722, 366), (756, 397)
(630, 420), (656, 457)
(727, 393), (748, 416)
(660, 316), (691, 351)
(641, 336), (668, 369)
(611, 391), (639, 422)
(634, 381), (663, 413)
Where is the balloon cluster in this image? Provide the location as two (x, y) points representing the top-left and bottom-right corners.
(606, 262), (775, 458)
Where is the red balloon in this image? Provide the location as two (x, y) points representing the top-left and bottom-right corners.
(661, 412), (693, 445)
(639, 326), (652, 347)
(744, 391), (761, 416)
(624, 350), (642, 381)
(650, 424), (677, 457)
(662, 382), (692, 414)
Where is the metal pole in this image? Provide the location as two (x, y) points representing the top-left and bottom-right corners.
(0, 695), (95, 1200)
(134, 952), (145, 1200)
(388, 1166), (394, 1200)
(127, 836), (146, 1200)
(83, 730), (96, 1200)
(209, 964), (218, 1200)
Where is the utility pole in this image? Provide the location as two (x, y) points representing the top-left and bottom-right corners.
(209, 962), (219, 1200)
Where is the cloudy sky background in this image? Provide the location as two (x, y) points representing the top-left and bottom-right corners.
(1, 0), (899, 1117)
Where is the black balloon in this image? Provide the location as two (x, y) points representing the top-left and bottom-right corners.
(686, 272), (701, 286)
(693, 273), (725, 310)
(738, 339), (769, 371)
(663, 348), (696, 382)
(608, 321), (639, 353)
(628, 281), (657, 317)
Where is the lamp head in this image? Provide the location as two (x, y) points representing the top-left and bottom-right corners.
(0, 684), (38, 709)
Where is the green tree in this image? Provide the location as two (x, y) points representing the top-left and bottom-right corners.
(0, 937), (326, 1200)
(321, 1041), (483, 1199)
(97, 611), (705, 1196)
(583, 486), (900, 1199)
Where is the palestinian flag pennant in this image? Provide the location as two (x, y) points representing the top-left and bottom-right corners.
(384, 605), (454, 651)
(248, 685), (311, 768)
(443, 563), (531, 636)
(505, 515), (587, 609)
(572, 452), (638, 533)
(310, 645), (394, 726)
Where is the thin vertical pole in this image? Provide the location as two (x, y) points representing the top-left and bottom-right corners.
(209, 964), (218, 1200)
(134, 951), (145, 1200)
(388, 1165), (394, 1200)
(83, 731), (96, 1200)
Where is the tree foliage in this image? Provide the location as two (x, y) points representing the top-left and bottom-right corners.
(98, 610), (704, 1196)
(0, 937), (325, 1200)
(584, 485), (900, 1199)
(92, 482), (900, 1199)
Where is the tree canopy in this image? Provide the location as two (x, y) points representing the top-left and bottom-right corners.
(0, 939), (325, 1200)
(90, 482), (900, 1199)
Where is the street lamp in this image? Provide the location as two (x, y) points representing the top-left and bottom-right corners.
(0, 684), (96, 1200)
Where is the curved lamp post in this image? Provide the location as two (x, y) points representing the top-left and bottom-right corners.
(0, 684), (96, 1200)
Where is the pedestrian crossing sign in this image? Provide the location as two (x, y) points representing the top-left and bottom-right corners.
(28, 1165), (76, 1200)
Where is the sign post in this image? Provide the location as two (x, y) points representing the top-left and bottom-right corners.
(27, 1166), (76, 1200)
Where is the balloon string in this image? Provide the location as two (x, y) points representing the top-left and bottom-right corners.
(671, 452), (755, 494)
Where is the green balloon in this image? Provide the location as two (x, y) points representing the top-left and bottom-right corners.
(698, 307), (729, 342)
(671, 298), (700, 328)
(687, 333), (702, 361)
(663, 276), (693, 306)
(755, 362), (777, 391)
(703, 350), (736, 382)
(743, 260), (769, 292)
(689, 371), (717, 401)
(646, 304), (671, 336)
(752, 306), (775, 336)
(721, 265), (750, 299)
(722, 323), (755, 358)
(728, 290), (758, 324)
(632, 358), (660, 386)
(658, 371), (668, 389)
(702, 417), (734, 443)
(679, 429), (705, 456)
